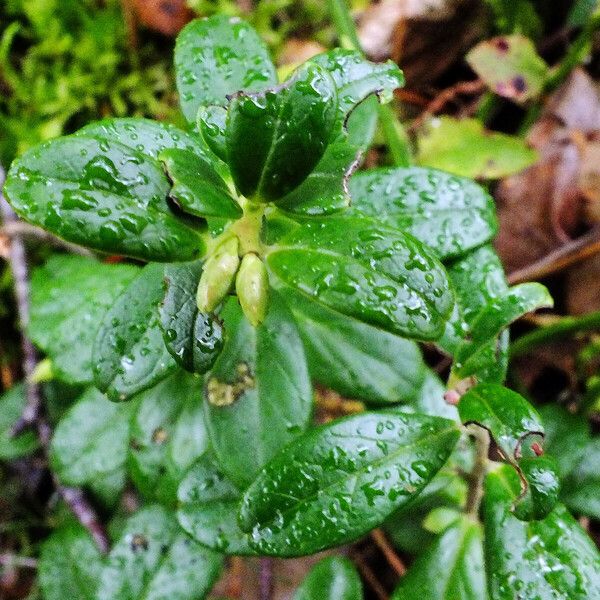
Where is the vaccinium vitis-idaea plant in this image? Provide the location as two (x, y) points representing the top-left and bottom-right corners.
(3, 14), (600, 600)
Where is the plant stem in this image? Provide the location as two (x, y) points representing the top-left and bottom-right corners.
(258, 557), (274, 600)
(465, 425), (490, 518)
(326, 0), (412, 167)
(510, 310), (600, 358)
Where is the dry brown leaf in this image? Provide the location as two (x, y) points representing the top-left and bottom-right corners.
(131, 0), (192, 36)
(495, 68), (600, 273)
(566, 253), (600, 315)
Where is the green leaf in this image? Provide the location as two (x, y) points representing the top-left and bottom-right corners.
(197, 105), (228, 162)
(175, 15), (277, 122)
(0, 383), (39, 459)
(204, 295), (312, 487)
(76, 118), (213, 163)
(239, 411), (460, 556)
(484, 465), (600, 599)
(513, 456), (561, 521)
(417, 117), (537, 180)
(50, 388), (135, 491)
(129, 370), (208, 504)
(467, 35), (548, 103)
(348, 167), (497, 260)
(160, 260), (224, 374)
(93, 263), (176, 401)
(457, 383), (544, 461)
(177, 455), (255, 555)
(391, 516), (486, 600)
(294, 556), (363, 600)
(278, 286), (427, 404)
(97, 505), (223, 600)
(226, 62), (337, 202)
(267, 216), (454, 340)
(405, 370), (459, 421)
(276, 140), (360, 216)
(39, 523), (103, 600)
(29, 256), (138, 385)
(4, 136), (204, 261)
(561, 438), (600, 520)
(160, 148), (241, 219)
(452, 282), (553, 381)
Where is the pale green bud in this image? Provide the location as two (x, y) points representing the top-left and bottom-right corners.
(235, 253), (269, 326)
(197, 236), (240, 312)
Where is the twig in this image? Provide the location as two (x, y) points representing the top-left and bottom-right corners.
(465, 425), (490, 518)
(0, 166), (110, 554)
(258, 557), (274, 600)
(0, 554), (38, 569)
(226, 557), (244, 598)
(370, 528), (406, 576)
(507, 227), (600, 285)
(1, 221), (93, 256)
(350, 550), (389, 600)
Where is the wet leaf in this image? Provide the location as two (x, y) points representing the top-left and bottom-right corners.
(267, 216), (454, 341)
(239, 411), (460, 556)
(39, 523), (103, 600)
(203, 295), (312, 487)
(29, 256), (138, 385)
(484, 465), (600, 599)
(513, 456), (561, 521)
(4, 136), (204, 261)
(417, 117), (537, 180)
(177, 454), (255, 555)
(349, 167), (497, 260)
(197, 105), (228, 162)
(129, 370), (208, 505)
(293, 556), (363, 600)
(467, 35), (548, 103)
(452, 282), (553, 381)
(278, 286), (427, 404)
(276, 140), (360, 216)
(391, 516), (486, 600)
(93, 263), (177, 402)
(97, 505), (223, 600)
(50, 388), (135, 492)
(160, 260), (224, 374)
(160, 148), (241, 219)
(226, 62), (337, 202)
(561, 438), (600, 520)
(0, 383), (39, 459)
(457, 383), (544, 461)
(175, 15), (277, 122)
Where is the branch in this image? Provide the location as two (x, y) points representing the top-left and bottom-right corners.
(370, 528), (406, 577)
(258, 557), (273, 600)
(0, 166), (110, 554)
(465, 425), (490, 518)
(1, 221), (94, 256)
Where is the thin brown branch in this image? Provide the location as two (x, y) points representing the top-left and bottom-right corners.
(1, 221), (93, 256)
(226, 557), (244, 598)
(0, 554), (38, 569)
(508, 226), (600, 284)
(0, 166), (110, 554)
(465, 425), (490, 518)
(350, 550), (389, 600)
(370, 528), (407, 576)
(258, 557), (273, 600)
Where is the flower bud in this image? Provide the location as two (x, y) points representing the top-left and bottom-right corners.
(235, 253), (269, 326)
(197, 236), (240, 312)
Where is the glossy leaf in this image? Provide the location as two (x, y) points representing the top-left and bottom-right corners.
(177, 455), (255, 555)
(561, 438), (600, 520)
(50, 388), (135, 491)
(4, 136), (204, 261)
(276, 140), (360, 216)
(294, 556), (363, 600)
(160, 148), (241, 219)
(226, 62), (337, 202)
(391, 516), (486, 600)
(267, 216), (454, 340)
(29, 256), (138, 385)
(467, 35), (548, 103)
(349, 167), (497, 260)
(0, 384), (39, 459)
(239, 411), (460, 556)
(175, 15), (277, 122)
(405, 370), (459, 421)
(204, 295), (312, 487)
(452, 282), (553, 380)
(128, 370), (208, 504)
(278, 286), (427, 404)
(513, 456), (561, 521)
(39, 523), (103, 600)
(97, 505), (223, 600)
(160, 260), (224, 374)
(197, 105), (228, 162)
(458, 383), (544, 461)
(417, 117), (537, 180)
(484, 466), (600, 599)
(93, 263), (176, 401)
